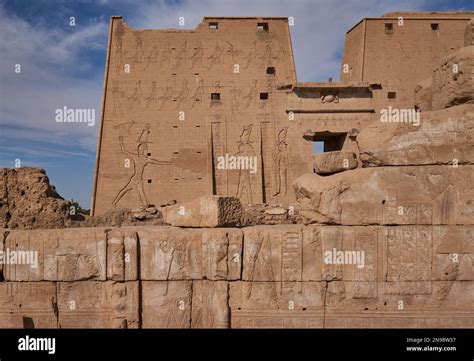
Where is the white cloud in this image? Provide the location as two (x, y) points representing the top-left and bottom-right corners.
(0, 5), (107, 153)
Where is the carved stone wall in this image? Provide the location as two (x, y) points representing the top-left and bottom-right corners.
(0, 225), (472, 328)
(92, 17), (380, 215)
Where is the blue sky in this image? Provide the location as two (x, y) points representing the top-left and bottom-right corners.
(1, 0), (472, 208)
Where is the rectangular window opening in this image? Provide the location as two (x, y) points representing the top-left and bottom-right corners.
(257, 22), (269, 31)
(384, 23), (393, 34)
(431, 23), (439, 31)
(209, 22), (218, 30)
(266, 67), (276, 75)
(260, 92), (269, 100)
(305, 132), (347, 153)
(387, 91), (397, 99)
(211, 93), (220, 101)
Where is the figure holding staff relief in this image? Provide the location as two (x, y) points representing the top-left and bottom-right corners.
(113, 123), (171, 209)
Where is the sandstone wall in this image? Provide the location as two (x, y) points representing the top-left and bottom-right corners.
(0, 224), (472, 328)
(92, 17), (379, 216)
(341, 13), (473, 108)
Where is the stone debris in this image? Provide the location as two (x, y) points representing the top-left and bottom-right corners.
(161, 195), (243, 227)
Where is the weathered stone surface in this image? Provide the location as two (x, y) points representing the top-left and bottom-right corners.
(465, 18), (474, 46)
(325, 281), (474, 328)
(141, 281), (192, 328)
(243, 225), (316, 282)
(1, 168), (75, 229)
(191, 281), (229, 328)
(414, 77), (433, 112)
(138, 226), (242, 280)
(313, 151), (358, 174)
(359, 104), (474, 166)
(202, 228), (242, 281)
(0, 282), (58, 328)
(229, 281), (326, 328)
(58, 281), (139, 328)
(294, 166), (474, 225)
(162, 195), (242, 228)
(106, 229), (138, 281)
(240, 204), (298, 226)
(432, 46), (474, 110)
(0, 230), (5, 277)
(432, 226), (474, 281)
(4, 228), (107, 281)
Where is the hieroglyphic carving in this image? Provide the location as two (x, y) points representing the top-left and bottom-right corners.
(132, 32), (144, 65)
(0, 283), (58, 328)
(226, 40), (241, 63)
(113, 123), (171, 209)
(173, 79), (189, 109)
(111, 84), (125, 115)
(242, 80), (258, 108)
(143, 81), (158, 109)
(206, 41), (223, 69)
(260, 39), (276, 65)
(351, 229), (377, 299)
(138, 227), (242, 280)
(211, 121), (227, 195)
(189, 41), (204, 69)
(235, 124), (256, 204)
(127, 80), (142, 110)
(230, 281), (325, 328)
(243, 40), (257, 69)
(191, 281), (229, 328)
(229, 81), (241, 114)
(191, 78), (204, 108)
(142, 281), (192, 328)
(58, 281), (139, 328)
(383, 188), (434, 224)
(143, 44), (160, 71)
(158, 80), (174, 110)
(160, 42), (172, 65)
(272, 127), (289, 197)
(384, 226), (432, 295)
(174, 40), (188, 68)
(280, 232), (303, 295)
(321, 93), (340, 103)
(4, 228), (107, 282)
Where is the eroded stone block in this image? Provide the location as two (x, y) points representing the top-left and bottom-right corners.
(432, 226), (474, 281)
(4, 228), (107, 281)
(191, 280), (229, 328)
(295, 166), (474, 225)
(107, 229), (138, 281)
(139, 226), (242, 280)
(358, 104), (474, 166)
(0, 282), (57, 328)
(229, 281), (326, 328)
(141, 281), (192, 328)
(325, 281), (474, 328)
(313, 151), (357, 174)
(58, 281), (139, 328)
(242, 225), (378, 283)
(161, 195), (243, 227)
